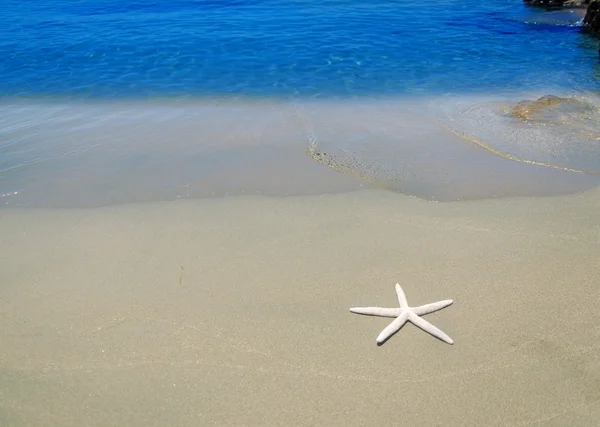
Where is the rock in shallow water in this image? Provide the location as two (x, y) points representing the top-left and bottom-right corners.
(508, 95), (596, 123)
(449, 94), (600, 173)
(583, 0), (600, 33)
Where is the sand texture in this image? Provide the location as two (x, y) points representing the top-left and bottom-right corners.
(1, 188), (600, 426)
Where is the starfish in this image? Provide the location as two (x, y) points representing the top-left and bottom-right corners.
(350, 284), (454, 346)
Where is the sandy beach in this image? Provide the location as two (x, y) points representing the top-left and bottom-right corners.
(3, 0), (600, 425)
(1, 186), (599, 426)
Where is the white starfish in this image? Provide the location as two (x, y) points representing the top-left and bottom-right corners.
(350, 284), (454, 346)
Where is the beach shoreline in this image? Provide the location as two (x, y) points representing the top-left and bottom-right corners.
(2, 92), (600, 209)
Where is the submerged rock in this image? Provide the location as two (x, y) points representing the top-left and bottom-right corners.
(447, 94), (600, 174)
(520, 1), (588, 27)
(524, 0), (589, 7)
(507, 95), (596, 123)
(516, 9), (586, 25)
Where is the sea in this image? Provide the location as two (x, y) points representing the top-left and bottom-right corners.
(2, 0), (600, 207)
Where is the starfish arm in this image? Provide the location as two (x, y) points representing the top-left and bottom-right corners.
(395, 284), (409, 309)
(412, 299), (453, 316)
(408, 312), (454, 344)
(349, 307), (401, 318)
(376, 311), (409, 345)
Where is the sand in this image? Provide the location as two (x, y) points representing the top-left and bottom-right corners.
(1, 187), (600, 426)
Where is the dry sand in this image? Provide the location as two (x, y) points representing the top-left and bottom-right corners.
(1, 187), (600, 426)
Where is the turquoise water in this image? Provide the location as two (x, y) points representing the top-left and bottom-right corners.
(1, 0), (599, 98)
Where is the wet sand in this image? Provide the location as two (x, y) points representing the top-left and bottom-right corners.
(1, 187), (600, 426)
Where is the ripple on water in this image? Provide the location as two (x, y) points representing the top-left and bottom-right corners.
(1, 0), (599, 98)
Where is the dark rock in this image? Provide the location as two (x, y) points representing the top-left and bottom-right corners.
(583, 0), (600, 33)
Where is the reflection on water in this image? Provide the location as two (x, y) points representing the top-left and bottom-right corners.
(1, 94), (600, 207)
(514, 8), (586, 26)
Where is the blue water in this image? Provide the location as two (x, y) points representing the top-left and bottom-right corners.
(1, 0), (599, 99)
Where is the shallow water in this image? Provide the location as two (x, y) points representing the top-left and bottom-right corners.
(2, 96), (600, 207)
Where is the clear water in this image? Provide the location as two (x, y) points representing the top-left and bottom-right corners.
(2, 0), (600, 207)
(1, 0), (599, 99)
